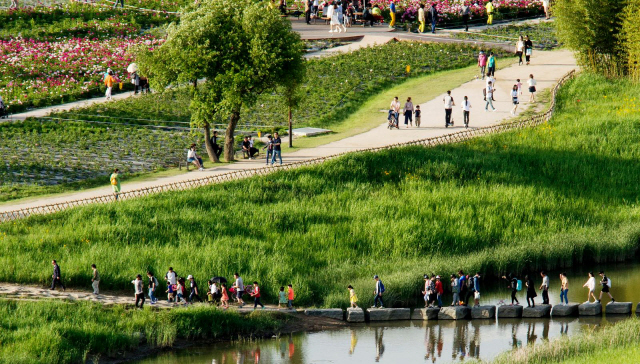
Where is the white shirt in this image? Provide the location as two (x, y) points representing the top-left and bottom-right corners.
(390, 100), (400, 112)
(210, 283), (218, 294)
(313, 0), (318, 5)
(486, 85), (494, 97)
(516, 41), (524, 52)
(542, 275), (549, 288)
(325, 4), (333, 18)
(131, 279), (143, 295)
(585, 277), (596, 291)
(511, 90), (518, 99)
(461, 100), (471, 112)
(543, 0), (550, 6)
(249, 139), (254, 148)
(485, 76), (495, 88)
(166, 271), (177, 285)
(235, 277), (244, 291)
(528, 78), (537, 87)
(187, 150), (196, 159)
(443, 95), (453, 109)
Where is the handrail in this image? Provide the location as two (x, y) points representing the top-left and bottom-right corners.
(0, 69), (576, 222)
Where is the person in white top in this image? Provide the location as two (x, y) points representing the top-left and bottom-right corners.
(527, 74), (537, 102)
(510, 84), (519, 115)
(485, 74), (495, 101)
(390, 96), (401, 128)
(516, 35), (525, 66)
(326, 3), (337, 33)
(485, 82), (496, 111)
(543, 0), (550, 19)
(582, 272), (597, 303)
(443, 90), (455, 127)
(187, 144), (204, 171)
(131, 274), (145, 308)
(539, 271), (550, 304)
(461, 96), (471, 128)
(165, 267), (177, 286)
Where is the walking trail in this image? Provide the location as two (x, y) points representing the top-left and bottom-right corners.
(0, 19), (576, 216)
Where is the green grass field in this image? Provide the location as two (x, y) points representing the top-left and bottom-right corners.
(0, 300), (286, 364)
(2, 73), (640, 308)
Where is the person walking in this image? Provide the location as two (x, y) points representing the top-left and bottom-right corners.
(109, 168), (121, 200)
(451, 274), (460, 306)
(113, 0), (124, 8)
(279, 286), (288, 309)
(188, 275), (203, 303)
(326, 2), (336, 33)
(250, 282), (265, 309)
(516, 36), (525, 66)
(264, 135), (273, 165)
(525, 275), (537, 308)
(472, 272), (481, 307)
(372, 275), (384, 309)
(485, 82), (496, 111)
(104, 71), (115, 100)
(403, 97), (414, 128)
(418, 4), (426, 33)
(388, 0), (396, 29)
(348, 285), (359, 308)
(539, 271), (549, 304)
(233, 273), (245, 308)
(271, 132), (283, 166)
(147, 271), (159, 304)
(502, 274), (520, 305)
(524, 35), (533, 65)
(287, 284), (295, 309)
(458, 271), (467, 305)
(582, 272), (597, 303)
(543, 0), (550, 19)
(510, 85), (519, 115)
(337, 2), (347, 32)
(485, 0), (494, 25)
(220, 283), (230, 309)
(461, 96), (471, 128)
(414, 105), (421, 127)
(91, 264), (100, 295)
(305, 0), (312, 24)
(460, 1), (471, 31)
(390, 96), (401, 129)
(596, 271), (615, 303)
(527, 74), (537, 102)
(50, 260), (65, 291)
(478, 51), (488, 80)
(427, 275), (437, 308)
(132, 274), (145, 308)
(435, 275), (444, 308)
(443, 90), (455, 127)
(422, 275), (431, 308)
(428, 2), (438, 33)
(487, 52), (496, 77)
(560, 272), (569, 305)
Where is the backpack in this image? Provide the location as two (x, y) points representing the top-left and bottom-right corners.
(516, 280), (523, 291)
(379, 281), (385, 293)
(607, 278), (612, 288)
(110, 175), (118, 185)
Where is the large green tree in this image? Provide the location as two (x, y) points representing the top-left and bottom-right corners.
(138, 0), (305, 162)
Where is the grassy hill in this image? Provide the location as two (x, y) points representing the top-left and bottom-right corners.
(2, 73), (640, 307)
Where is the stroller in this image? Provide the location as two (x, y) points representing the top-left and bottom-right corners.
(387, 110), (399, 129)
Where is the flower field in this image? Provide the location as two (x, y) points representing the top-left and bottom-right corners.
(452, 22), (560, 50)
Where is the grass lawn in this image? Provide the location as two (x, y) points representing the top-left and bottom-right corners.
(2, 73), (639, 309)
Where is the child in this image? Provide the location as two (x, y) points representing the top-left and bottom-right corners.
(516, 78), (523, 95)
(414, 105), (421, 128)
(176, 279), (186, 304)
(278, 286), (288, 309)
(221, 283), (229, 309)
(582, 272), (597, 304)
(250, 281), (264, 310)
(461, 96), (471, 128)
(207, 280), (218, 303)
(451, 274), (459, 306)
(287, 284), (295, 310)
(510, 84), (519, 115)
(166, 280), (175, 303)
(348, 285), (359, 308)
(527, 74), (537, 102)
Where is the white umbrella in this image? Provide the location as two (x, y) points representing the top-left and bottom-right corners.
(127, 63), (138, 73)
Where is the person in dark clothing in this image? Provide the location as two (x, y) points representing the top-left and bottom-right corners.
(458, 271), (467, 305)
(305, 0), (312, 24)
(524, 35), (533, 65)
(250, 281), (265, 309)
(210, 131), (223, 159)
(539, 271), (550, 304)
(428, 3), (438, 33)
(461, 2), (471, 32)
(502, 273), (520, 305)
(362, 6), (375, 27)
(525, 275), (537, 307)
(271, 132), (282, 165)
(50, 260), (65, 291)
(132, 72), (140, 94)
(113, 0), (124, 8)
(241, 136), (251, 159)
(596, 271), (615, 303)
(466, 273), (475, 306)
(188, 275), (203, 303)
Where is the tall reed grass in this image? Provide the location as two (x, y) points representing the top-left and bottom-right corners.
(1, 74), (639, 307)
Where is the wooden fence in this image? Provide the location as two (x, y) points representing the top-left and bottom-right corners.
(0, 70), (576, 222)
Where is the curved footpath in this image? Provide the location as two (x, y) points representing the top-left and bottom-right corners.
(0, 48), (577, 215)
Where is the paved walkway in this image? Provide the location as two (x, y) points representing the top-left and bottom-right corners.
(0, 48), (577, 214)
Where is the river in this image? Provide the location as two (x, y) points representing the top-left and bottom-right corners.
(133, 262), (640, 364)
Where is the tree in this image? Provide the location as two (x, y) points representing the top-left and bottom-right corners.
(280, 58), (306, 148)
(138, 0), (306, 162)
(554, 0), (627, 76)
(619, 0), (640, 81)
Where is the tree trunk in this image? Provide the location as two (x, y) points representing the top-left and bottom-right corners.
(203, 121), (219, 163)
(224, 110), (240, 162)
(288, 105), (293, 148)
(193, 79), (197, 88)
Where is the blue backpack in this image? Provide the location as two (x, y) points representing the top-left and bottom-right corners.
(516, 280), (523, 291)
(379, 281), (385, 293)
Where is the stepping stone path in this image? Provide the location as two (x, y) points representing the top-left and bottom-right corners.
(411, 307), (440, 320)
(522, 304), (552, 318)
(471, 305), (496, 319)
(578, 302), (602, 316)
(605, 302), (632, 315)
(551, 303), (579, 317)
(368, 308), (411, 321)
(498, 305), (523, 318)
(438, 306), (470, 320)
(347, 307), (365, 322)
(304, 309), (344, 320)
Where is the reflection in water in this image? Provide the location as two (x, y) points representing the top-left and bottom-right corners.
(374, 327), (385, 362)
(349, 329), (358, 355)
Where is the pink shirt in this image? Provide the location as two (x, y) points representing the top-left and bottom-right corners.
(478, 54), (487, 67)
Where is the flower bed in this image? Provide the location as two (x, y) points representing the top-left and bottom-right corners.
(452, 22), (560, 50)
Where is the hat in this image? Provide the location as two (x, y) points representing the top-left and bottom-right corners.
(599, 271), (604, 274)
(436, 275), (441, 279)
(187, 275), (193, 279)
(423, 275), (428, 279)
(373, 275), (379, 279)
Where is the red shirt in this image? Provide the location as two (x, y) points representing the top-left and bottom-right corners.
(435, 280), (443, 295)
(253, 286), (260, 298)
(288, 287), (294, 300)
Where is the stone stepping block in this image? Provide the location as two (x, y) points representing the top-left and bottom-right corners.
(368, 308), (411, 321)
(637, 303), (640, 315)
(304, 309), (344, 321)
(551, 304), (579, 317)
(605, 302), (632, 315)
(438, 306), (471, 320)
(411, 307), (440, 320)
(578, 302), (602, 316)
(471, 305), (496, 319)
(522, 304), (552, 318)
(347, 307), (365, 323)
(498, 305), (523, 318)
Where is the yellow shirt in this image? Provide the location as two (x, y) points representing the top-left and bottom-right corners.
(561, 277), (568, 290)
(486, 2), (494, 14)
(104, 75), (115, 88)
(349, 288), (358, 303)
